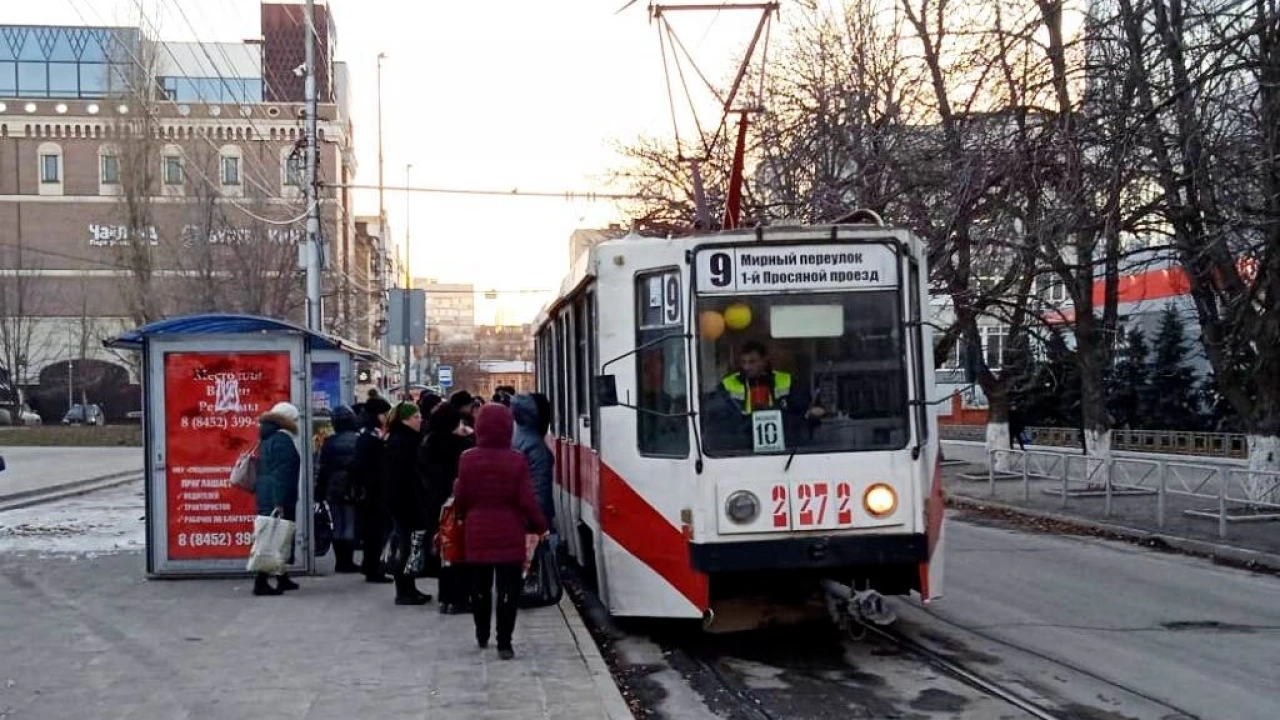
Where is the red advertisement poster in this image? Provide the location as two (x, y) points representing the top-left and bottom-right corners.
(164, 352), (293, 561)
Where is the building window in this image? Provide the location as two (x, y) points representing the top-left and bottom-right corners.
(635, 270), (689, 457)
(1038, 276), (1068, 304)
(221, 155), (241, 186)
(163, 154), (184, 185)
(100, 153), (120, 184)
(983, 326), (1008, 369)
(283, 151), (303, 186)
(39, 152), (60, 183)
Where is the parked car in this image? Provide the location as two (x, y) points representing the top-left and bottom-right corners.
(62, 404), (105, 426)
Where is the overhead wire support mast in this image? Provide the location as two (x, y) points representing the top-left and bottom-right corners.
(647, 2), (778, 231)
(303, 0), (323, 333)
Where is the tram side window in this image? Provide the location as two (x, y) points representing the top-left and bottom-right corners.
(635, 271), (689, 457)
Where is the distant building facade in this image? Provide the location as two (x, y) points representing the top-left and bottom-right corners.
(0, 2), (368, 420)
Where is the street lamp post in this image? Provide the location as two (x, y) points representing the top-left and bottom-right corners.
(401, 163), (412, 400)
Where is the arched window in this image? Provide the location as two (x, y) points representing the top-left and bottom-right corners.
(161, 144), (185, 196)
(220, 144), (244, 196)
(280, 145), (303, 197)
(37, 141), (62, 196)
(98, 143), (121, 195)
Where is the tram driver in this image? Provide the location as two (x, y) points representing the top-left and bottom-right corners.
(704, 341), (825, 451)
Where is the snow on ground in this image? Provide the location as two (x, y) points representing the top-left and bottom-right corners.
(0, 481), (145, 557)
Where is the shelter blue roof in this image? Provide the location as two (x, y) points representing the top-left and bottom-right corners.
(104, 313), (385, 362)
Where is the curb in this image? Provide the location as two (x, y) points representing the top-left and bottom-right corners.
(948, 493), (1280, 573)
(0, 471), (144, 513)
(559, 595), (635, 720)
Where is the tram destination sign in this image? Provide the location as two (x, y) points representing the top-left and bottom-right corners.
(695, 243), (898, 294)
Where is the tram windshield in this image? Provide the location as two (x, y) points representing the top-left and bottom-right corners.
(696, 290), (909, 456)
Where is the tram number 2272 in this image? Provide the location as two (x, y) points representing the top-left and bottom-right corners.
(771, 481), (854, 529)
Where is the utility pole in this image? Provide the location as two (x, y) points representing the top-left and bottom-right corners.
(401, 163), (412, 400)
(376, 52), (388, 362)
(303, 0), (322, 332)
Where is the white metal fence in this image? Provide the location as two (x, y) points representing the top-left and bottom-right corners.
(984, 448), (1280, 539)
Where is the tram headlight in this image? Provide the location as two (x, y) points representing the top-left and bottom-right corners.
(725, 491), (761, 524)
(863, 484), (897, 517)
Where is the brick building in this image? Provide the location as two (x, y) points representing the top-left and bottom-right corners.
(0, 3), (384, 418)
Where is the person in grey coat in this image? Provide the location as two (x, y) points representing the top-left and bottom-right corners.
(254, 401), (302, 596)
(511, 394), (554, 528)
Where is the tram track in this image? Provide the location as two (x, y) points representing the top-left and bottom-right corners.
(562, 557), (1068, 719)
(863, 624), (1064, 720)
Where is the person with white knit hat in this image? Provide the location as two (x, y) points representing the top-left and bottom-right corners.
(253, 400), (302, 596)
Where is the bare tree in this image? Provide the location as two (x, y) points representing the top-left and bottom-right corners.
(0, 237), (46, 412)
(109, 32), (165, 325)
(1101, 0), (1280, 488)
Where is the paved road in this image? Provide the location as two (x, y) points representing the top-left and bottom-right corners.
(0, 446), (143, 500)
(894, 516), (1280, 720)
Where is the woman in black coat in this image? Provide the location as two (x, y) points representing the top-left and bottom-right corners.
(381, 402), (431, 606)
(316, 405), (361, 573)
(417, 402), (475, 613)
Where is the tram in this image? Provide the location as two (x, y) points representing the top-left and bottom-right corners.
(534, 213), (943, 631)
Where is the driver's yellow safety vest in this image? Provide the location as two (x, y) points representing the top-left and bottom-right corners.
(721, 371), (792, 413)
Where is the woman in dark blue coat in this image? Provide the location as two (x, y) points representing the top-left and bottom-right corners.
(253, 401), (302, 596)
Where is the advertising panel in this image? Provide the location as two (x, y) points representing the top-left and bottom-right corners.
(163, 352), (292, 561)
(311, 361), (342, 412)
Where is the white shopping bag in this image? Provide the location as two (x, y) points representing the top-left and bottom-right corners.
(246, 512), (296, 575)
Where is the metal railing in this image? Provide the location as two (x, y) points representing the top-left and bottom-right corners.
(941, 424), (1249, 459)
(984, 448), (1280, 539)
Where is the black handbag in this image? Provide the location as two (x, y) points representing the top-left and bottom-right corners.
(314, 502), (333, 557)
(518, 538), (563, 609)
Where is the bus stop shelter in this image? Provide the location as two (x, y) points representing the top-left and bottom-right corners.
(105, 313), (384, 578)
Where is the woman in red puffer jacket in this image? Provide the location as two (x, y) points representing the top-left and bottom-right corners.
(453, 403), (547, 660)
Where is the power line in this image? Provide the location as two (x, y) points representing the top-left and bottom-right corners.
(325, 183), (658, 202)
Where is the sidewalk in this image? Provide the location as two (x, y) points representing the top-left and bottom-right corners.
(0, 446), (143, 508)
(941, 441), (1280, 567)
(0, 550), (632, 720)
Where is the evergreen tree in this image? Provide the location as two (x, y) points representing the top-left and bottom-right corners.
(1147, 306), (1201, 430)
(1107, 326), (1150, 430)
(1021, 333), (1080, 428)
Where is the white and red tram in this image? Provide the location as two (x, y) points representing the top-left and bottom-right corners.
(535, 216), (944, 630)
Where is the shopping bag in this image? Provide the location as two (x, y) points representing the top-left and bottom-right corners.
(229, 443), (260, 493)
(246, 512), (296, 575)
(518, 537), (562, 609)
(433, 498), (465, 567)
(313, 502), (333, 558)
(380, 528), (408, 576)
(404, 530), (428, 576)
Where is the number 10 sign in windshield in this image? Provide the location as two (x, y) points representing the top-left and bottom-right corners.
(696, 243), (899, 294)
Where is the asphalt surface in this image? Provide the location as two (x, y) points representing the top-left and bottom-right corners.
(585, 513), (1279, 720)
(906, 516), (1280, 720)
(0, 446), (143, 501)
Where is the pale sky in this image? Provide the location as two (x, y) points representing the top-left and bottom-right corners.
(16, 0), (759, 324)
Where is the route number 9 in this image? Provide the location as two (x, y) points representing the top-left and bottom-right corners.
(709, 252), (733, 288)
(663, 273), (681, 325)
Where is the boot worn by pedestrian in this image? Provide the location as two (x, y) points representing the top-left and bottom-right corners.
(393, 575), (431, 605)
(276, 574), (299, 592)
(253, 573), (283, 596)
(497, 646), (515, 661)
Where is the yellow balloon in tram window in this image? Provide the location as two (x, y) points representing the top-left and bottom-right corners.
(699, 310), (726, 340)
(723, 303), (753, 331)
